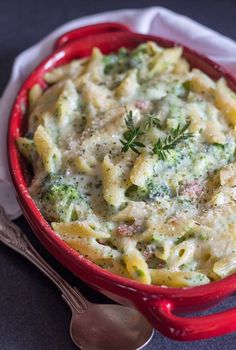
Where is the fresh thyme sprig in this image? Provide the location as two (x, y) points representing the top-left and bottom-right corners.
(120, 111), (145, 154)
(152, 122), (193, 160)
(145, 113), (162, 130)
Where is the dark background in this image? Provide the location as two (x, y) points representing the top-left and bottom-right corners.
(1, 1), (236, 349)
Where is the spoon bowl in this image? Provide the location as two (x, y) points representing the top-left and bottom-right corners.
(68, 299), (153, 350)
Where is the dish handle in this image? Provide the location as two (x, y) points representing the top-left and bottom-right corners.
(54, 22), (131, 50)
(139, 298), (236, 341)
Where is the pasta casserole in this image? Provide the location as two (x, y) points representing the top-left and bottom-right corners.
(17, 42), (236, 287)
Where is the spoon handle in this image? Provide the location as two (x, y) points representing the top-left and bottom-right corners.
(0, 206), (87, 313)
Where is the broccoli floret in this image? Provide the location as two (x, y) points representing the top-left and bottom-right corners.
(103, 47), (129, 75)
(39, 175), (83, 222)
(44, 184), (80, 203)
(103, 54), (118, 74)
(147, 180), (170, 200)
(103, 44), (149, 76)
(125, 179), (171, 202)
(125, 184), (148, 201)
(129, 50), (146, 69)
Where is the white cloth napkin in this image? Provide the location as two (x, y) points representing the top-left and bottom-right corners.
(1, 6), (236, 219)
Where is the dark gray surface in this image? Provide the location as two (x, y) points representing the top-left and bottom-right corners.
(1, 0), (236, 349)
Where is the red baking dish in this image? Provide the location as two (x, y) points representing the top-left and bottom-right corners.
(8, 22), (236, 341)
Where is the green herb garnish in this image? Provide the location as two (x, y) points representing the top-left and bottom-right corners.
(152, 122), (193, 160)
(145, 113), (162, 130)
(120, 111), (145, 154)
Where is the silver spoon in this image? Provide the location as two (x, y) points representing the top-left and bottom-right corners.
(0, 206), (153, 350)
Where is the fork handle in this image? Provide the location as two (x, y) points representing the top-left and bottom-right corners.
(0, 206), (87, 313)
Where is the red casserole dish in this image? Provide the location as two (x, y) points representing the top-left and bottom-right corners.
(8, 22), (236, 341)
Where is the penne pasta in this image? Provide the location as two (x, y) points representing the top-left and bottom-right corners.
(17, 41), (236, 287)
